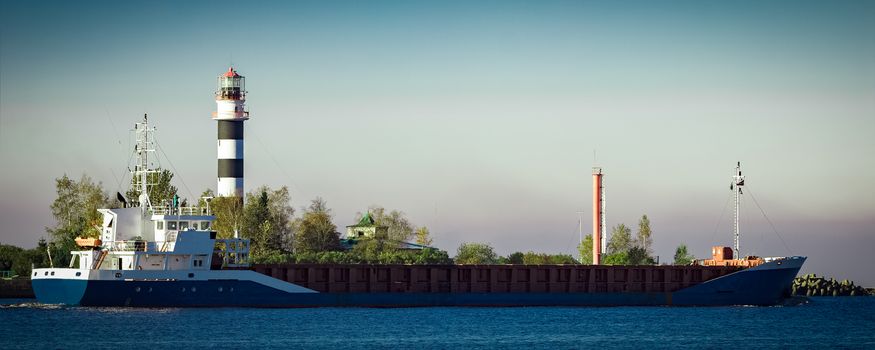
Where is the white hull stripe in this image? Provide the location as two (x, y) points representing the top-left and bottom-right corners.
(33, 268), (317, 294)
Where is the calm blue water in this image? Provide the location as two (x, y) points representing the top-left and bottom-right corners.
(1, 297), (873, 349)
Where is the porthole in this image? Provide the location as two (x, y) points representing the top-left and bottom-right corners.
(135, 287), (141, 293)
(148, 287), (153, 293)
(44, 272), (48, 276)
(191, 287), (197, 292)
(218, 287), (223, 292)
(50, 271), (55, 276)
(75, 272), (81, 277)
(229, 287), (234, 292)
(182, 287), (186, 292)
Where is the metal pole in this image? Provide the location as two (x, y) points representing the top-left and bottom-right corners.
(576, 211), (584, 262)
(601, 176), (606, 255)
(732, 162), (744, 259)
(734, 182), (739, 258)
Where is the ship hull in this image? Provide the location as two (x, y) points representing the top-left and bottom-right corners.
(32, 257), (805, 307)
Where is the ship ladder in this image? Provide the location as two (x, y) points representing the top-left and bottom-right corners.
(94, 250), (108, 269)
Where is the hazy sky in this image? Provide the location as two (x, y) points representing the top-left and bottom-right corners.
(1, 1), (873, 284)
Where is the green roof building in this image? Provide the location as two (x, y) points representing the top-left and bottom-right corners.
(345, 212), (388, 239)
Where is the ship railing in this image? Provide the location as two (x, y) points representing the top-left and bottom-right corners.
(151, 206), (212, 216)
(211, 111), (249, 118)
(762, 256), (789, 262)
(106, 240), (147, 252)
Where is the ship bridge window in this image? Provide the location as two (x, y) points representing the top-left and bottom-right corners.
(200, 221), (210, 230)
(156, 221), (164, 230)
(168, 221), (178, 230)
(179, 221), (189, 231)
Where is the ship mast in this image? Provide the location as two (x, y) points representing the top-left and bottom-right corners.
(731, 162), (745, 259)
(132, 114), (158, 214)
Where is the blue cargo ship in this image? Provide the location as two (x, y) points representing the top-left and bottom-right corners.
(31, 106), (806, 308)
(33, 256), (804, 307)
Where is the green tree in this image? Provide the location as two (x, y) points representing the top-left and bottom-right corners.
(125, 169), (178, 206)
(603, 252), (629, 265)
(350, 236), (397, 262)
(21, 239), (52, 275)
(1, 240), (56, 276)
(33, 239), (54, 271)
(413, 248), (453, 264)
(211, 196), (244, 239)
(0, 244), (24, 271)
(294, 197), (340, 253)
(454, 242), (498, 264)
(414, 226), (433, 246)
(637, 215), (653, 258)
(627, 246), (653, 265)
(506, 251), (524, 264)
(47, 174), (108, 264)
(607, 223), (632, 255)
(522, 251), (549, 265)
(520, 252), (578, 265)
(266, 186), (295, 252)
(0, 238), (56, 276)
(674, 244), (695, 265)
(548, 254), (579, 264)
(242, 186), (295, 257)
(243, 190), (273, 259)
(577, 234), (594, 265)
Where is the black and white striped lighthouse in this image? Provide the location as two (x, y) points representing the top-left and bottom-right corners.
(213, 67), (249, 198)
